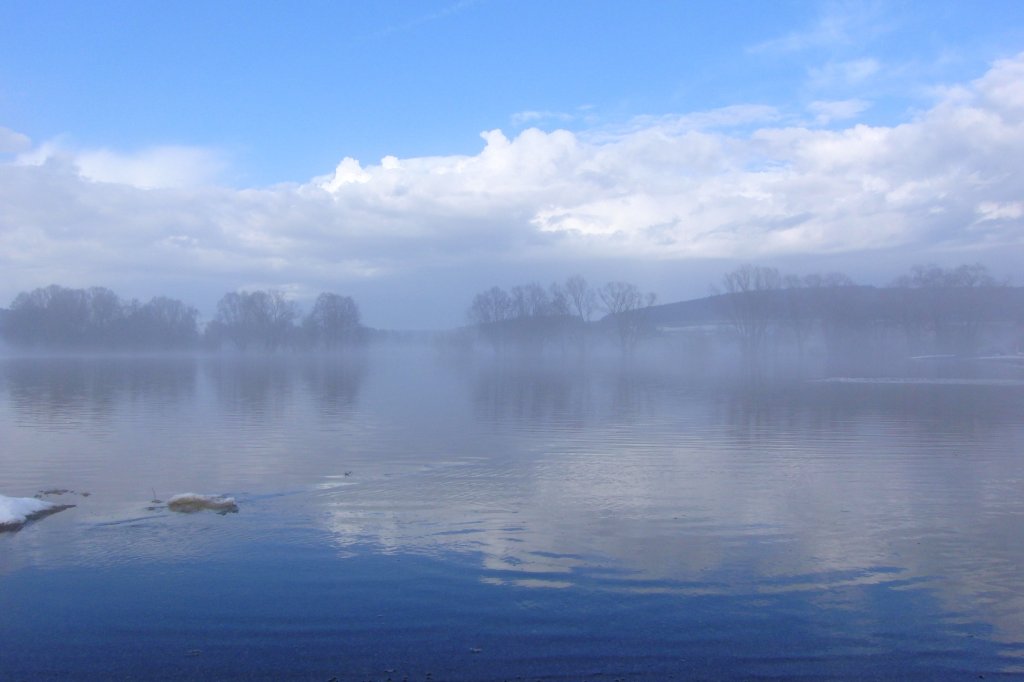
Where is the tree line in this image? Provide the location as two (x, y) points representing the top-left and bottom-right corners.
(2, 262), (1018, 359)
(464, 263), (1023, 362)
(0, 285), (363, 352)
(712, 262), (1018, 363)
(466, 276), (657, 354)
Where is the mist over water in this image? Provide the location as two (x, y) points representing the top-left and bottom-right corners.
(1, 350), (1022, 680)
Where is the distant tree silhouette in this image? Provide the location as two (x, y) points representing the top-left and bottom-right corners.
(564, 275), (597, 323)
(125, 296), (199, 349)
(781, 272), (856, 358)
(468, 281), (581, 353)
(466, 277), (655, 355)
(468, 286), (513, 352)
(304, 292), (361, 349)
(6, 285), (90, 346)
(719, 265), (783, 361)
(890, 263), (1003, 354)
(211, 290), (298, 351)
(2, 285), (198, 349)
(597, 281), (657, 354)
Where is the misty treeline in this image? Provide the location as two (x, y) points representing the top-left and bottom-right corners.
(710, 262), (1020, 364)
(466, 276), (657, 354)
(1, 262), (1019, 360)
(464, 263), (1023, 363)
(0, 285), (363, 351)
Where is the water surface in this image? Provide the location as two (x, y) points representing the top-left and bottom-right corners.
(1, 353), (1022, 680)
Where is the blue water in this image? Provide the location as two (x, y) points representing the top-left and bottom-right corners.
(1, 354), (1022, 680)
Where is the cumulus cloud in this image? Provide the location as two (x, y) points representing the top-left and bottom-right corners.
(2, 53), (1024, 322)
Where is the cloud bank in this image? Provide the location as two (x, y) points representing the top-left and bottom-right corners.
(2, 54), (1023, 325)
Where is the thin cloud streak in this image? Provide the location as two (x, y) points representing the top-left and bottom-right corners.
(352, 0), (483, 44)
(748, 1), (891, 54)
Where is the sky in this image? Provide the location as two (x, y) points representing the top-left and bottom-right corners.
(2, 0), (1024, 328)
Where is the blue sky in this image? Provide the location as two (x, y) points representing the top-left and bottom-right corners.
(5, 0), (1022, 184)
(2, 1), (1024, 327)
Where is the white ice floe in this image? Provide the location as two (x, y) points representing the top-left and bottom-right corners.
(0, 495), (59, 530)
(167, 493), (238, 514)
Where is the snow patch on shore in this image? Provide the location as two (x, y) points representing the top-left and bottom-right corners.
(0, 495), (62, 530)
(167, 493), (238, 514)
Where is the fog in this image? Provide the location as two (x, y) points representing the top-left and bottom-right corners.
(1, 262), (1020, 385)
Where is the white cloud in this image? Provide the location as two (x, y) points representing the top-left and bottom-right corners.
(593, 105), (781, 139)
(975, 201), (1023, 222)
(14, 141), (226, 189)
(510, 110), (574, 128)
(0, 126), (31, 154)
(320, 157), (372, 190)
(974, 53), (1024, 114)
(73, 146), (226, 189)
(2, 53), (1024, 322)
(808, 98), (870, 124)
(749, 1), (890, 54)
(808, 58), (881, 88)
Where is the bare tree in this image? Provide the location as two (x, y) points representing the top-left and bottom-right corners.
(509, 283), (551, 320)
(468, 286), (512, 326)
(304, 292), (361, 349)
(891, 262), (1002, 354)
(86, 287), (123, 344)
(468, 286), (512, 352)
(597, 281), (657, 354)
(212, 289), (299, 351)
(720, 264), (783, 360)
(126, 296), (199, 349)
(547, 282), (571, 317)
(564, 275), (597, 323)
(3, 285), (198, 349)
(6, 285), (88, 346)
(781, 272), (856, 358)
(468, 280), (596, 354)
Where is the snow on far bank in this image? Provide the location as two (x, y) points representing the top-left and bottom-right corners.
(167, 493), (238, 514)
(0, 495), (62, 530)
(814, 377), (1024, 386)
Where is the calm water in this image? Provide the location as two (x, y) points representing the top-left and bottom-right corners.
(1, 353), (1022, 680)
